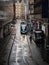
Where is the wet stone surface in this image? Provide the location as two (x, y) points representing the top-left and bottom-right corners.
(9, 20), (37, 65)
(9, 39), (37, 65)
(0, 19), (49, 65)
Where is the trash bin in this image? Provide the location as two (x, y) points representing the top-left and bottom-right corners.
(34, 30), (45, 47)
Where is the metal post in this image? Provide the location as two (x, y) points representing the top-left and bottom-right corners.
(1, 27), (3, 38)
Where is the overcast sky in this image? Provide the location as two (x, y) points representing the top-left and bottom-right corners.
(0, 0), (29, 3)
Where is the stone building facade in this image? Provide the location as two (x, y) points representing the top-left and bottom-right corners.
(0, 2), (14, 38)
(15, 0), (26, 19)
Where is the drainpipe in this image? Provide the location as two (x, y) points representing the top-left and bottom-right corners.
(13, 3), (16, 20)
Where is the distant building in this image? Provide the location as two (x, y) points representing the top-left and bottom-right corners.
(15, 0), (26, 19)
(29, 0), (34, 19)
(15, 1), (21, 18)
(21, 0), (26, 19)
(29, 0), (34, 4)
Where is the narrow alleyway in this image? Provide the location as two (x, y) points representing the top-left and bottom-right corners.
(9, 19), (49, 65)
(0, 19), (49, 65)
(9, 19), (38, 65)
(0, 0), (49, 65)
